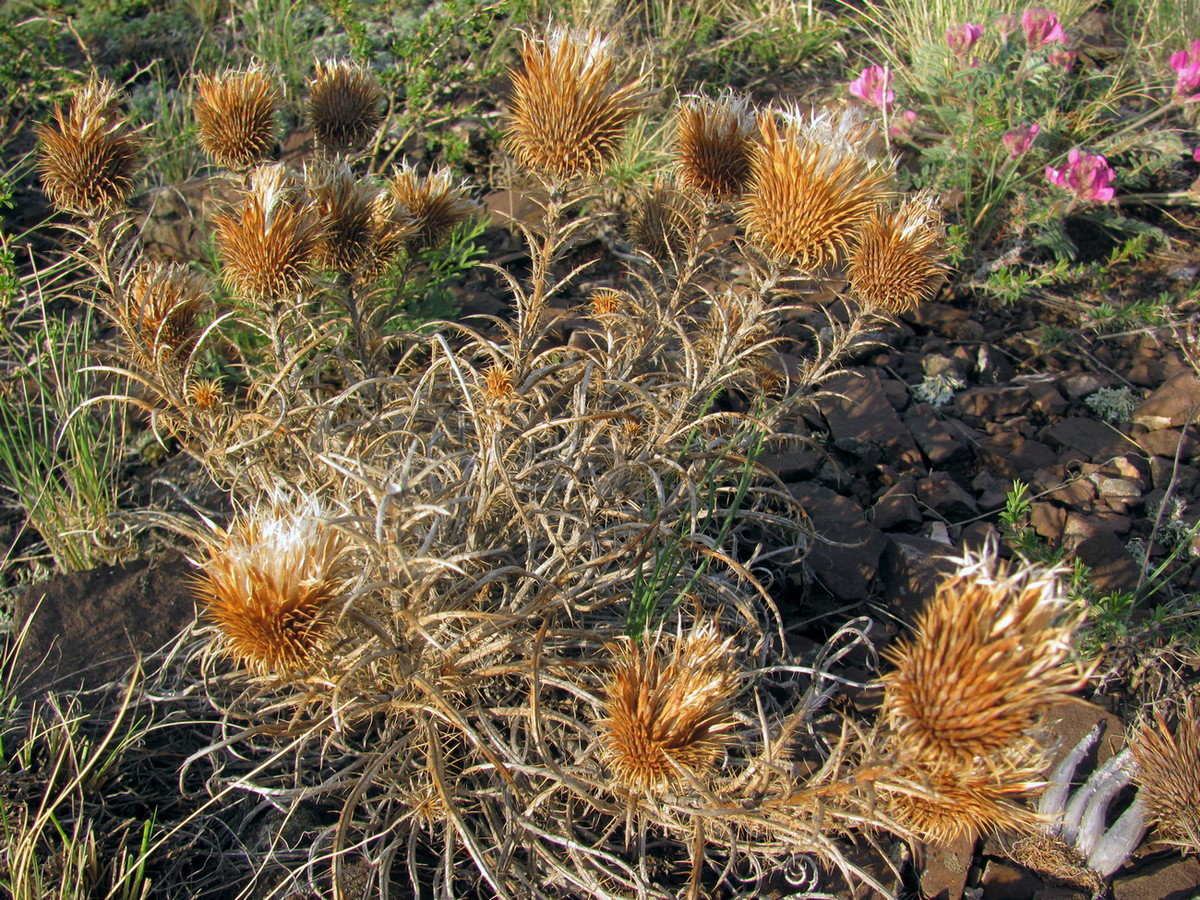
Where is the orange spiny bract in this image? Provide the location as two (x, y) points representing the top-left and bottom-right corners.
(306, 159), (379, 273)
(36, 79), (142, 216)
(740, 106), (889, 271)
(382, 163), (476, 250)
(192, 505), (350, 675)
(589, 288), (623, 317)
(480, 364), (516, 405)
(505, 28), (644, 182)
(880, 548), (1087, 771)
(675, 91), (756, 201)
(849, 192), (949, 315)
(599, 621), (738, 796)
(307, 58), (384, 153)
(194, 66), (281, 170)
(187, 377), (224, 412)
(123, 261), (209, 367)
(1132, 695), (1200, 854)
(214, 165), (325, 304)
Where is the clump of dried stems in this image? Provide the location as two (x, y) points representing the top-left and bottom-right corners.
(29, 27), (1101, 900)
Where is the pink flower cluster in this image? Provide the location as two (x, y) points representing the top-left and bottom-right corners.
(1002, 122), (1040, 157)
(848, 65), (894, 111)
(1170, 40), (1200, 102)
(945, 22), (983, 57)
(1021, 7), (1065, 47)
(1045, 148), (1115, 203)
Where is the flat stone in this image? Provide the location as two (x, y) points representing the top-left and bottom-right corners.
(1031, 502), (1068, 540)
(1150, 457), (1199, 493)
(1074, 531), (1141, 594)
(980, 859), (1043, 900)
(977, 430), (1058, 478)
(878, 534), (960, 614)
(955, 385), (1031, 419)
(880, 376), (910, 411)
(1032, 467), (1095, 507)
(1064, 511), (1132, 542)
(1136, 427), (1200, 461)
(918, 472), (979, 521)
(821, 369), (923, 468)
(1134, 369), (1200, 430)
(906, 405), (968, 466)
(1017, 374), (1070, 417)
(761, 444), (823, 480)
(1090, 475), (1143, 500)
(920, 831), (973, 900)
(1112, 854), (1200, 900)
(1060, 373), (1110, 400)
(873, 478), (922, 530)
(790, 483), (887, 601)
(1043, 417), (1140, 461)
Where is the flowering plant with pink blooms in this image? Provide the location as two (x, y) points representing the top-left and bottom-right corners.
(848, 65), (894, 111)
(1169, 40), (1200, 101)
(1045, 148), (1116, 203)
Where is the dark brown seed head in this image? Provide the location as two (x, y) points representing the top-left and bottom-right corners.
(195, 66), (281, 170)
(307, 59), (385, 154)
(849, 192), (949, 315)
(629, 176), (697, 262)
(381, 163), (476, 250)
(675, 91), (756, 201)
(36, 80), (143, 216)
(123, 261), (210, 367)
(306, 159), (379, 273)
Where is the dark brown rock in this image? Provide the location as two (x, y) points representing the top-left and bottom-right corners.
(1136, 427), (1200, 461)
(873, 477), (922, 530)
(1074, 531), (1141, 594)
(906, 405), (969, 466)
(821, 369), (923, 468)
(1031, 502), (1068, 541)
(978, 430), (1059, 478)
(1017, 375), (1070, 417)
(878, 534), (959, 614)
(1043, 417), (1140, 461)
(1112, 854), (1200, 900)
(955, 385), (1031, 419)
(790, 483), (887, 601)
(1134, 369), (1200, 430)
(980, 859), (1044, 900)
(920, 832), (974, 900)
(918, 472), (980, 521)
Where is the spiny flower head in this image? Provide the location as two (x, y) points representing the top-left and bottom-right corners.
(848, 192), (949, 315)
(192, 503), (350, 676)
(629, 175), (696, 261)
(1133, 695), (1200, 854)
(122, 261), (210, 367)
(307, 59), (385, 153)
(589, 287), (623, 317)
(599, 620), (738, 797)
(674, 90), (756, 201)
(306, 159), (379, 273)
(381, 163), (476, 250)
(187, 377), (224, 412)
(36, 79), (143, 216)
(194, 65), (281, 170)
(880, 547), (1088, 771)
(215, 164), (325, 304)
(741, 105), (890, 271)
(505, 27), (645, 182)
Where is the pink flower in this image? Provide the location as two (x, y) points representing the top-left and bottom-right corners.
(1045, 148), (1115, 203)
(946, 22), (984, 56)
(1022, 7), (1066, 47)
(1169, 40), (1200, 101)
(995, 13), (1019, 41)
(848, 65), (894, 111)
(1194, 148), (1200, 163)
(1002, 122), (1040, 157)
(1048, 47), (1077, 71)
(889, 109), (918, 138)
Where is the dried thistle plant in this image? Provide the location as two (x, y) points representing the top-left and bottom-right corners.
(381, 163), (476, 250)
(36, 79), (143, 216)
(1133, 695), (1200, 854)
(599, 622), (739, 797)
(505, 27), (645, 183)
(306, 159), (379, 274)
(121, 261), (210, 368)
(848, 192), (949, 315)
(628, 175), (699, 262)
(194, 65), (281, 170)
(674, 90), (756, 202)
(307, 58), (384, 154)
(214, 165), (325, 305)
(192, 504), (350, 676)
(741, 106), (889, 271)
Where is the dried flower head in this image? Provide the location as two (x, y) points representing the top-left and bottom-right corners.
(629, 176), (697, 261)
(674, 91), (756, 201)
(848, 193), (949, 315)
(306, 159), (379, 273)
(881, 548), (1087, 771)
(380, 163), (475, 250)
(187, 378), (224, 412)
(589, 288), (623, 317)
(505, 28), (644, 182)
(36, 79), (142, 216)
(599, 621), (738, 796)
(307, 59), (385, 153)
(214, 165), (325, 304)
(123, 261), (210, 367)
(741, 106), (889, 271)
(192, 504), (350, 675)
(194, 66), (281, 170)
(1133, 695), (1200, 854)
(479, 364), (517, 406)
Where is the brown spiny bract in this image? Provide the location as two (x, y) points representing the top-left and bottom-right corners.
(880, 548), (1087, 771)
(36, 80), (142, 216)
(505, 28), (645, 182)
(306, 159), (379, 273)
(629, 176), (696, 261)
(479, 363), (516, 405)
(589, 288), (623, 317)
(307, 59), (385, 153)
(187, 378), (224, 412)
(675, 91), (756, 201)
(123, 261), (210, 367)
(214, 165), (325, 304)
(381, 163), (475, 250)
(599, 621), (738, 796)
(194, 66), (281, 170)
(1132, 695), (1200, 854)
(741, 106), (889, 271)
(849, 192), (949, 315)
(192, 505), (349, 676)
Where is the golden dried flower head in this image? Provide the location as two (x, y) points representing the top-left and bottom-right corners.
(849, 192), (949, 315)
(187, 378), (224, 412)
(36, 79), (143, 216)
(123, 261), (210, 367)
(881, 548), (1088, 771)
(306, 159), (379, 273)
(675, 91), (756, 201)
(505, 27), (645, 182)
(599, 620), (738, 796)
(381, 162), (475, 250)
(589, 288), (623, 317)
(479, 364), (517, 406)
(214, 165), (325, 304)
(1133, 695), (1200, 854)
(192, 504), (349, 675)
(194, 65), (281, 170)
(741, 106), (890, 270)
(629, 176), (697, 262)
(307, 59), (385, 153)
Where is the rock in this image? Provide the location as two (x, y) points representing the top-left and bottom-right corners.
(1134, 369), (1200, 430)
(1042, 417), (1140, 461)
(820, 369), (923, 468)
(790, 484), (887, 601)
(1063, 511), (1133, 543)
(920, 832), (974, 900)
(1149, 457), (1199, 493)
(1060, 373), (1110, 400)
(979, 859), (1044, 900)
(955, 385), (1031, 419)
(880, 376), (910, 411)
(918, 472), (980, 521)
(910, 302), (970, 335)
(761, 444), (823, 480)
(1074, 531), (1141, 593)
(1032, 467), (1095, 507)
(1017, 374), (1070, 417)
(878, 534), (960, 614)
(1136, 427), (1200, 461)
(906, 405), (969, 466)
(977, 430), (1058, 478)
(1031, 502), (1068, 540)
(873, 477), (922, 530)
(1111, 854), (1200, 900)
